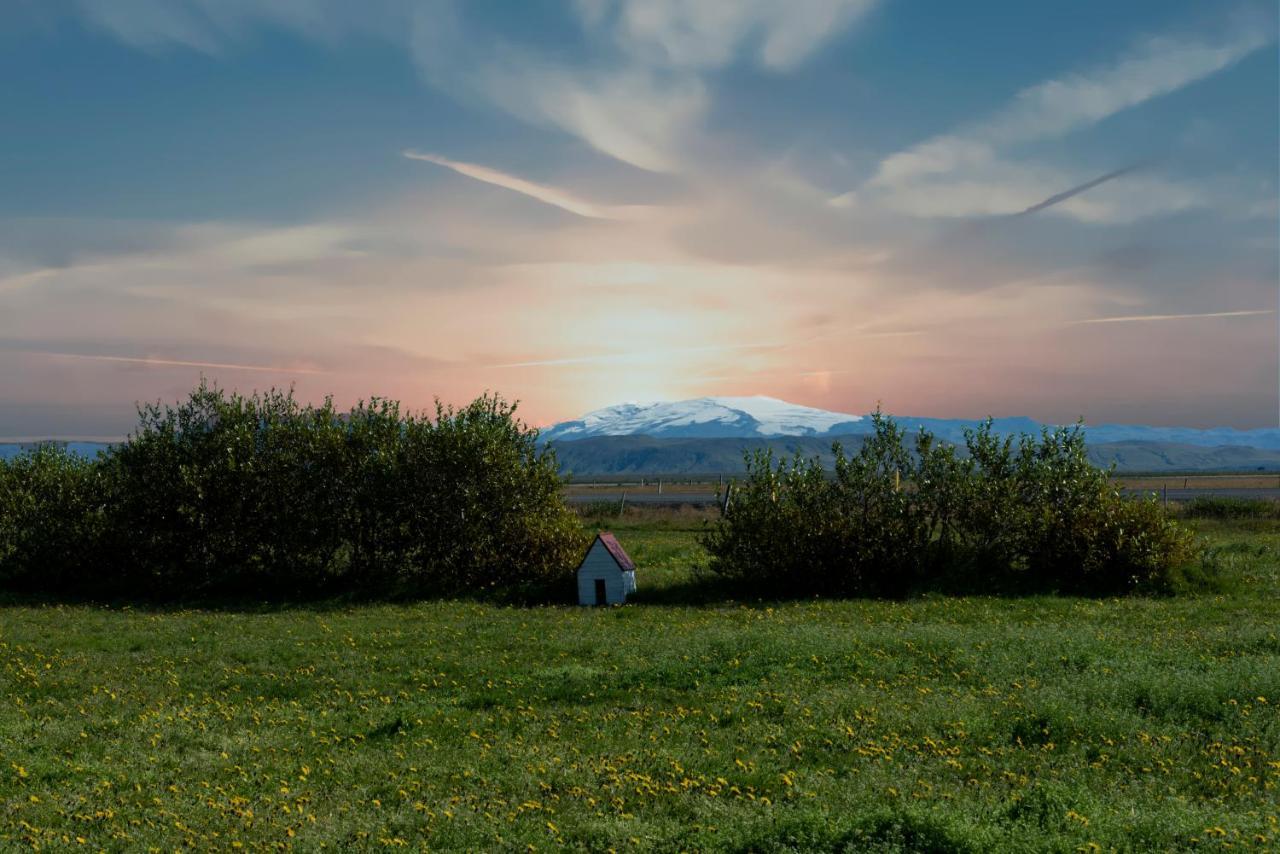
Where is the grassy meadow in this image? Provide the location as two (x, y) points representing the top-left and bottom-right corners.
(1, 512), (1278, 851)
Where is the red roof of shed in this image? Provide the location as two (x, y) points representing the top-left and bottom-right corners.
(592, 532), (635, 571)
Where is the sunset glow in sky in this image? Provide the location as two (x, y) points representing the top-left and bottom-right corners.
(2, 1), (1277, 438)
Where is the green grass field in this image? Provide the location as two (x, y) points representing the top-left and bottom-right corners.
(2, 515), (1278, 851)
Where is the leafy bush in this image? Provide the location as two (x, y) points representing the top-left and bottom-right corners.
(0, 445), (108, 591)
(100, 385), (346, 595)
(0, 382), (584, 599)
(947, 421), (1200, 594)
(702, 415), (946, 596)
(383, 395), (587, 596)
(704, 413), (1202, 597)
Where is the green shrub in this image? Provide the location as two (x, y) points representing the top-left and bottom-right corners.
(0, 382), (584, 600)
(100, 385), (348, 595)
(384, 395), (587, 596)
(1177, 496), (1280, 520)
(703, 414), (1203, 597)
(0, 444), (108, 591)
(947, 422), (1200, 594)
(703, 415), (952, 596)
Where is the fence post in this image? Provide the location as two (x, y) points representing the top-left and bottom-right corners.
(721, 484), (733, 516)
(658, 479), (663, 495)
(1162, 483), (1167, 511)
(619, 491), (626, 516)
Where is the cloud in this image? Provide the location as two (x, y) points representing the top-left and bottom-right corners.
(845, 158), (1200, 224)
(840, 24), (1272, 223)
(1068, 309), (1275, 325)
(0, 267), (65, 295)
(493, 68), (705, 173)
(406, 0), (875, 172)
(873, 28), (1269, 187)
(492, 342), (777, 369)
(597, 0), (877, 71)
(74, 0), (876, 73)
(70, 0), (877, 173)
(410, 15), (708, 173)
(24, 350), (327, 374)
(403, 150), (634, 219)
(72, 0), (407, 53)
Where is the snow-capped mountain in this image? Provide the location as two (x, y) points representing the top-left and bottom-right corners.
(543, 396), (1280, 450)
(542, 396), (864, 440)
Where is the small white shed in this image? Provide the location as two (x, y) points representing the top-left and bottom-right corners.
(577, 532), (637, 606)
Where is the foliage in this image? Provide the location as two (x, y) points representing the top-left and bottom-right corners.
(701, 415), (939, 597)
(0, 382), (584, 599)
(704, 413), (1203, 596)
(0, 445), (107, 591)
(1, 518), (1276, 850)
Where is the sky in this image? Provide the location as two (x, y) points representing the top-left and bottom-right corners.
(1, 0), (1277, 439)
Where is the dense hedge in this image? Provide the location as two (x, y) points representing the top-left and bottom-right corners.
(703, 414), (1201, 597)
(0, 383), (585, 599)
(1176, 496), (1280, 520)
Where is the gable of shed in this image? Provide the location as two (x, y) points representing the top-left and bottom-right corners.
(577, 540), (623, 576)
(596, 532), (634, 571)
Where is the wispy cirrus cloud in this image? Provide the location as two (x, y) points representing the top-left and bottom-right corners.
(27, 350), (326, 374)
(833, 159), (1200, 224)
(835, 22), (1273, 223)
(873, 28), (1270, 187)
(465, 64), (707, 173)
(492, 341), (779, 369)
(69, 0), (879, 173)
(402, 150), (649, 219)
(591, 0), (878, 71)
(72, 0), (408, 53)
(410, 0), (876, 172)
(408, 14), (706, 173)
(1068, 308), (1275, 325)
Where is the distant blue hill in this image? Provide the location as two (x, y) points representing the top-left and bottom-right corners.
(548, 435), (1280, 476)
(868, 417), (1280, 452)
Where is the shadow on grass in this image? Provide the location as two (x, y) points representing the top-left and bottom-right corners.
(0, 581), (581, 614)
(0, 547), (1242, 614)
(628, 575), (740, 606)
(0, 589), (407, 614)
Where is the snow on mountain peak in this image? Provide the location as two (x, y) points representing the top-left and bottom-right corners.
(544, 396), (864, 440)
(541, 396), (1280, 451)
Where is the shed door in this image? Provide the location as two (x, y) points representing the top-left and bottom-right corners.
(594, 578), (607, 606)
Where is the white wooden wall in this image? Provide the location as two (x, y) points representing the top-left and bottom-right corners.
(577, 541), (629, 605)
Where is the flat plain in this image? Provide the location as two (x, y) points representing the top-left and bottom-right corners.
(1, 514), (1277, 851)
(564, 476), (1280, 507)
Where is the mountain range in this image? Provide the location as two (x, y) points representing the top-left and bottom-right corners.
(544, 396), (1280, 449)
(4, 396), (1279, 473)
(543, 396), (1280, 475)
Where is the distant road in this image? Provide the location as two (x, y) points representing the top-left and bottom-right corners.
(565, 487), (1280, 506)
(566, 491), (720, 506)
